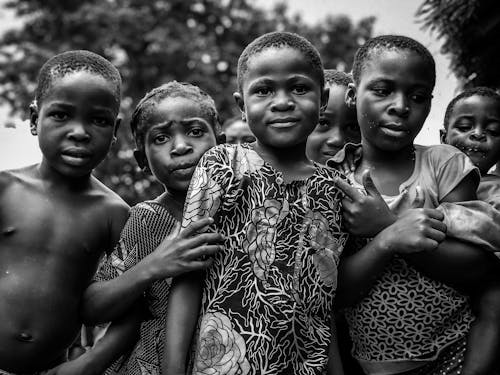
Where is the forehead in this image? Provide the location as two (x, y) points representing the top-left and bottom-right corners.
(452, 95), (500, 117)
(360, 49), (433, 88)
(243, 47), (321, 87)
(42, 71), (119, 112)
(145, 96), (214, 131)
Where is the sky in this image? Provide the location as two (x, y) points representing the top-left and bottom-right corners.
(0, 1), (460, 170)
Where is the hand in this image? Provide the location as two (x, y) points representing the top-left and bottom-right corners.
(44, 355), (94, 375)
(335, 170), (397, 237)
(375, 205), (447, 254)
(142, 217), (224, 280)
(326, 142), (362, 174)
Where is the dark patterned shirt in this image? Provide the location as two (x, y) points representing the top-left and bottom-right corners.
(182, 143), (348, 375)
(96, 201), (178, 375)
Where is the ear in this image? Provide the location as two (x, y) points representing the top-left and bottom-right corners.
(320, 86), (330, 114)
(133, 149), (148, 171)
(345, 83), (357, 109)
(439, 129), (447, 144)
(233, 91), (245, 118)
(29, 101), (38, 136)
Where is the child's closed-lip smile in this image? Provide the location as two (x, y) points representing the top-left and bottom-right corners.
(60, 147), (92, 166)
(267, 116), (300, 128)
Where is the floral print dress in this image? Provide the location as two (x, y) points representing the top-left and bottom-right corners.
(182, 143), (348, 375)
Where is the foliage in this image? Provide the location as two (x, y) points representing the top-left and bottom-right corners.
(417, 0), (500, 88)
(0, 0), (374, 204)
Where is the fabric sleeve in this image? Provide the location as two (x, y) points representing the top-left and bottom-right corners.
(435, 147), (480, 201)
(182, 145), (233, 229)
(94, 205), (146, 282)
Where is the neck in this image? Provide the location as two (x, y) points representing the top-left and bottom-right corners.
(360, 141), (415, 170)
(158, 188), (186, 221)
(254, 140), (311, 168)
(37, 159), (92, 192)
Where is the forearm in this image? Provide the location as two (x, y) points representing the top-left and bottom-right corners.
(404, 238), (500, 295)
(82, 262), (154, 324)
(162, 272), (203, 375)
(336, 235), (393, 308)
(76, 304), (142, 375)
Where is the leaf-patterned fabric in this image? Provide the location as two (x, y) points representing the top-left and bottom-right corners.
(182, 143), (348, 375)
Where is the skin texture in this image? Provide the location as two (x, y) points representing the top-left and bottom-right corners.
(442, 95), (500, 175)
(348, 49), (433, 195)
(234, 46), (328, 181)
(307, 83), (360, 165)
(0, 71), (129, 373)
(223, 119), (256, 144)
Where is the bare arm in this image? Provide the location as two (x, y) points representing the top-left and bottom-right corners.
(47, 303), (142, 375)
(82, 219), (221, 324)
(162, 272), (204, 375)
(326, 315), (344, 375)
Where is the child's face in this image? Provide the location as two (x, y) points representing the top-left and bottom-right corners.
(224, 120), (256, 144)
(142, 96), (218, 192)
(443, 95), (500, 174)
(32, 71), (119, 178)
(353, 49), (433, 153)
(306, 84), (360, 164)
(234, 47), (327, 150)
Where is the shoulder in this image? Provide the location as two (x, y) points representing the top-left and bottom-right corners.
(90, 176), (130, 222)
(0, 164), (39, 193)
(416, 144), (475, 174)
(416, 143), (463, 162)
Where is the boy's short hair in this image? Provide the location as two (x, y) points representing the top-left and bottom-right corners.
(35, 50), (122, 107)
(324, 69), (353, 87)
(130, 81), (221, 153)
(443, 87), (500, 129)
(237, 31), (324, 93)
(352, 35), (436, 89)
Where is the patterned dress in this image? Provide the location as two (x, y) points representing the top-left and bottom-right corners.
(182, 143), (348, 375)
(96, 201), (178, 375)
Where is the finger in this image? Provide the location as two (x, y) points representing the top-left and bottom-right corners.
(184, 244), (222, 260)
(422, 208), (445, 221)
(361, 170), (381, 197)
(184, 232), (225, 248)
(428, 218), (447, 233)
(341, 161), (351, 175)
(179, 217), (214, 238)
(420, 238), (440, 252)
(335, 177), (362, 201)
(185, 258), (214, 271)
(411, 186), (425, 209)
(424, 227), (447, 243)
(346, 153), (356, 172)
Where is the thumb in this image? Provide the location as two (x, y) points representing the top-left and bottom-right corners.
(411, 186), (425, 208)
(362, 169), (381, 197)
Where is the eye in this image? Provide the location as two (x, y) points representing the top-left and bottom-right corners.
(92, 117), (112, 127)
(372, 87), (391, 97)
(410, 93), (432, 104)
(454, 120), (473, 132)
(187, 127), (205, 137)
(255, 86), (272, 96)
(49, 111), (68, 121)
(486, 125), (500, 137)
(153, 134), (169, 145)
(292, 85), (308, 95)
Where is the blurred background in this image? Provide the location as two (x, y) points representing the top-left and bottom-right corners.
(0, 0), (498, 204)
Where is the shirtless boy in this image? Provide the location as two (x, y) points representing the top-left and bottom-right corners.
(0, 50), (129, 374)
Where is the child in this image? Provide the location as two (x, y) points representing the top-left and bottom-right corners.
(306, 69), (360, 166)
(440, 86), (500, 374)
(334, 35), (500, 375)
(222, 116), (256, 144)
(0, 50), (130, 374)
(306, 68), (364, 375)
(75, 81), (225, 375)
(162, 31), (351, 375)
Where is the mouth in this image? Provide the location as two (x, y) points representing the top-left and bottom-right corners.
(380, 122), (409, 137)
(268, 117), (300, 128)
(458, 144), (488, 157)
(170, 162), (197, 175)
(61, 148), (92, 166)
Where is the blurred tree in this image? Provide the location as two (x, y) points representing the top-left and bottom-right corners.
(417, 0), (500, 89)
(0, 0), (374, 204)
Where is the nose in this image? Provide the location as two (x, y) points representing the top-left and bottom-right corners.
(388, 92), (410, 118)
(270, 90), (295, 111)
(325, 127), (344, 148)
(470, 127), (486, 141)
(170, 134), (193, 156)
(67, 121), (90, 142)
